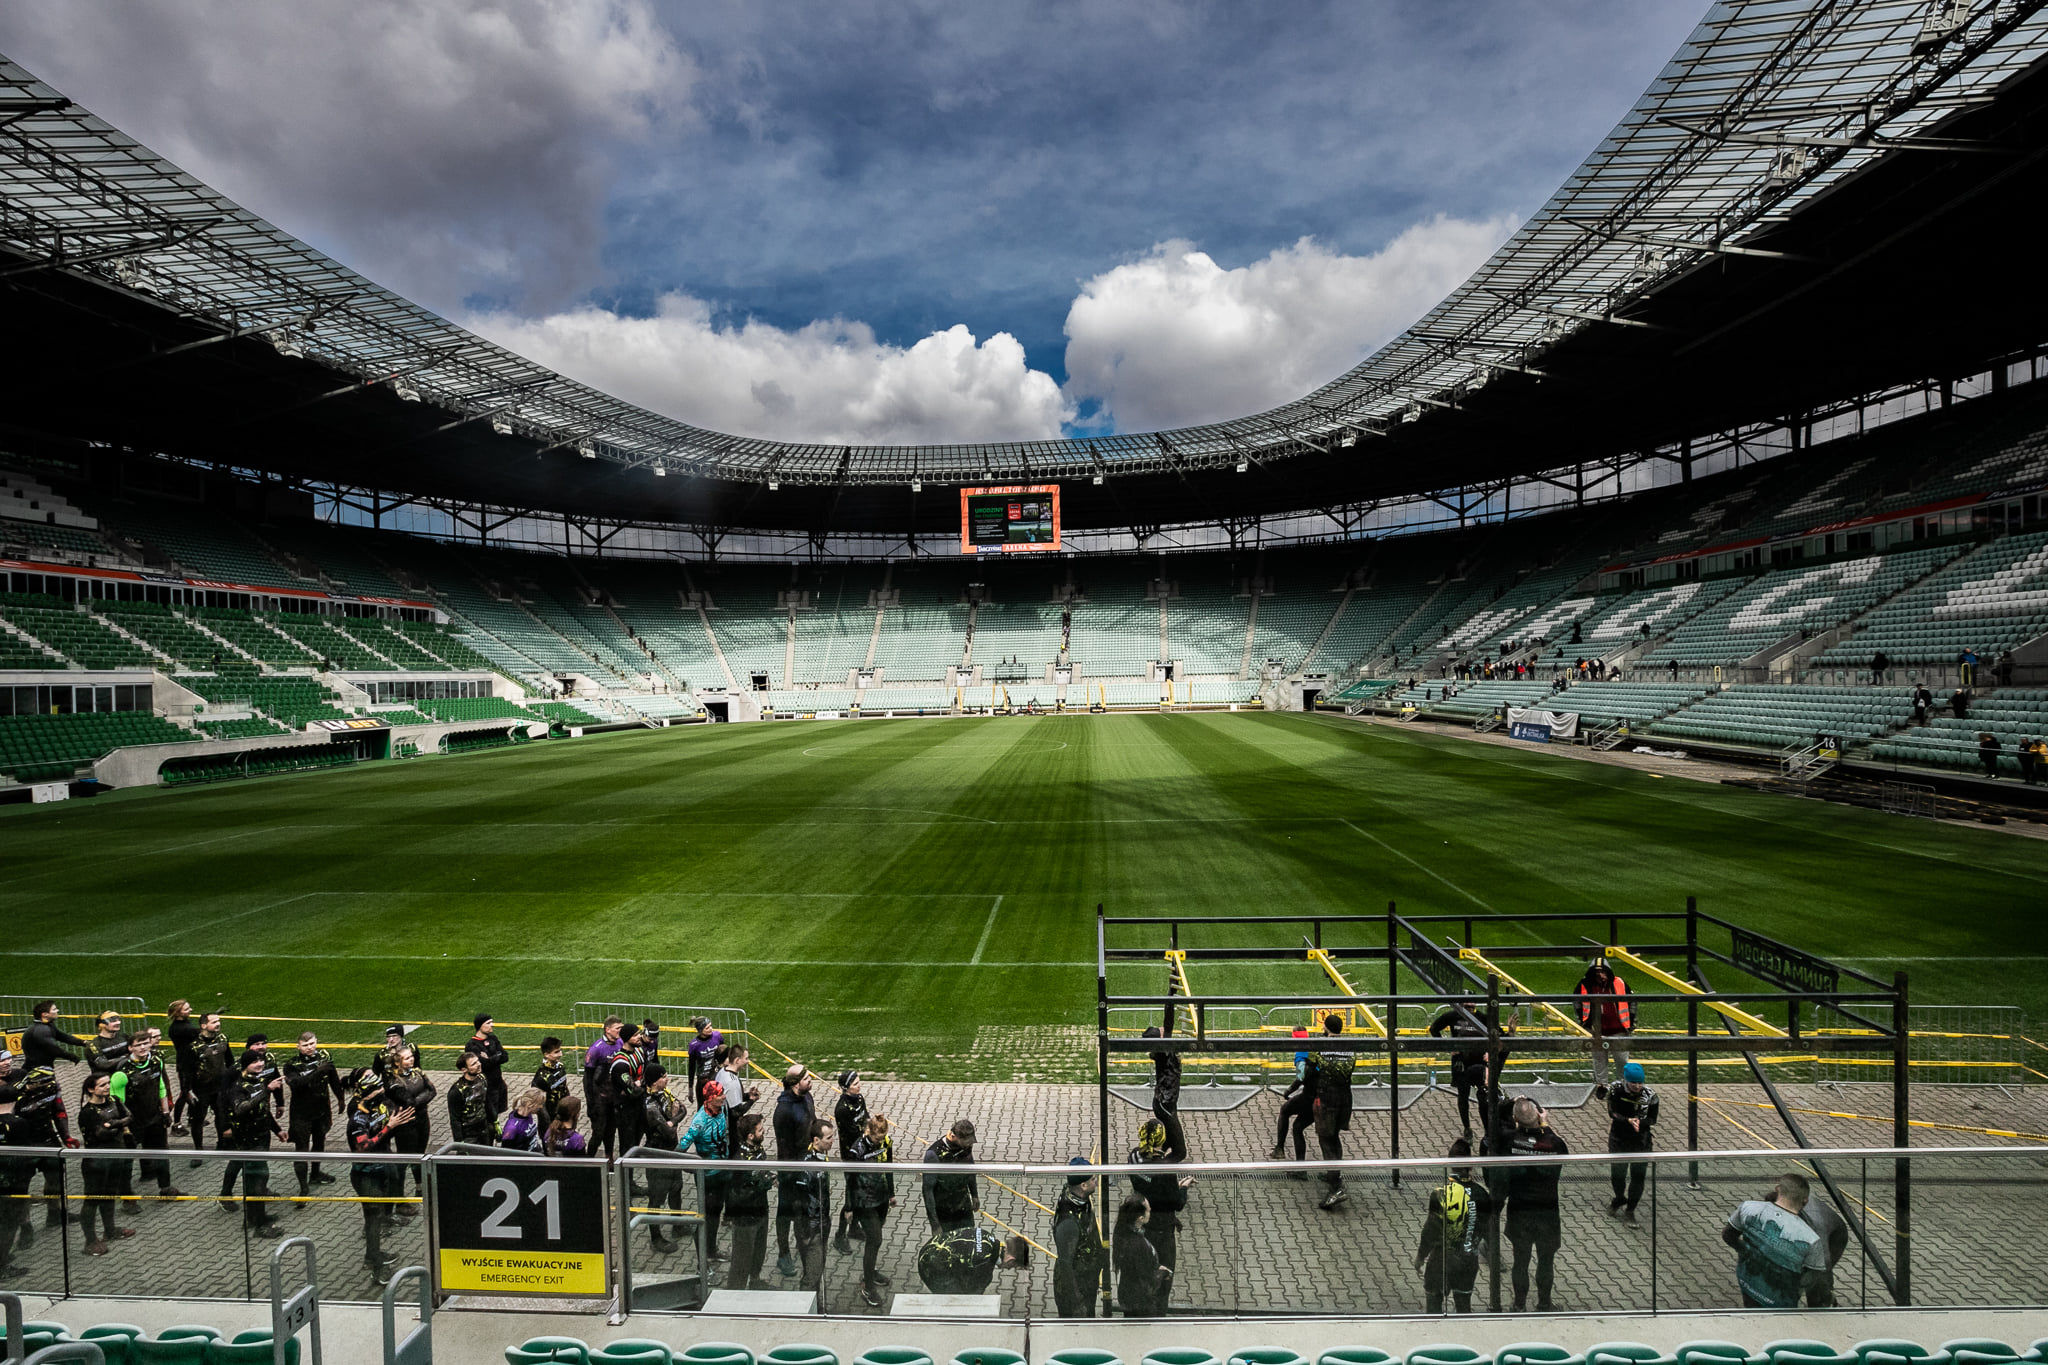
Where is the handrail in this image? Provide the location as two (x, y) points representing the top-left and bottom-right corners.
(380, 1267), (431, 1365)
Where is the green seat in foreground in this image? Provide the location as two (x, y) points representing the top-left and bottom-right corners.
(680, 1346), (756, 1365)
(1676, 1345), (1764, 1365)
(1498, 1348), (1584, 1365)
(1853, 1344), (1949, 1365)
(856, 1351), (933, 1365)
(1319, 1353), (1395, 1365)
(133, 1338), (210, 1365)
(1408, 1351), (1490, 1365)
(1049, 1352), (1125, 1365)
(1586, 1348), (1676, 1365)
(1233, 1352), (1308, 1365)
(954, 1352), (1026, 1365)
(1146, 1353), (1221, 1365)
(764, 1347), (840, 1365)
(594, 1342), (676, 1365)
(82, 1324), (147, 1365)
(507, 1339), (592, 1365)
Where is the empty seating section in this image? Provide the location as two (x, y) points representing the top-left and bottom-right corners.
(1070, 596), (1157, 677)
(1186, 679), (1262, 703)
(0, 710), (189, 780)
(616, 693), (699, 720)
(1548, 681), (1708, 726)
(874, 603), (969, 680)
(794, 600), (879, 684)
(1250, 589), (1342, 673)
(0, 620), (62, 668)
(764, 688), (856, 712)
(1817, 530), (2048, 671)
(0, 595), (159, 668)
(195, 716), (290, 740)
(531, 701), (606, 727)
(187, 675), (351, 729)
(864, 686), (953, 710)
(259, 519), (414, 597)
(1874, 688), (2048, 774)
(370, 707), (435, 726)
(972, 601), (1062, 670)
(524, 582), (643, 681)
(195, 609), (319, 668)
(94, 601), (224, 667)
(96, 500), (294, 585)
(340, 616), (448, 668)
(416, 696), (543, 725)
(1171, 574), (1248, 674)
(1098, 680), (1164, 707)
(0, 516), (109, 561)
(1650, 685), (1917, 749)
(1642, 546), (1958, 669)
(397, 620), (498, 671)
(267, 614), (391, 669)
(1576, 580), (1745, 651)
(1392, 678), (1551, 717)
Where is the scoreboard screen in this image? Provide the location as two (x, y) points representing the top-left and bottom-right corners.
(960, 485), (1061, 554)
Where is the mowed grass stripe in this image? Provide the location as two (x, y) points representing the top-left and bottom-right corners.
(5, 712), (2046, 1074)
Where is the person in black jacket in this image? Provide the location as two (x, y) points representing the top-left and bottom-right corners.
(921, 1118), (979, 1232)
(1427, 1003), (1513, 1137)
(1267, 1026), (1315, 1169)
(345, 1070), (413, 1283)
(23, 1001), (85, 1069)
(284, 1032), (347, 1203)
(1144, 1005), (1186, 1163)
(607, 1024), (655, 1187)
(447, 1050), (496, 1147)
(1415, 1138), (1493, 1314)
(0, 1109), (36, 1280)
(789, 1118), (834, 1294)
(385, 1045), (435, 1206)
(848, 1113), (896, 1307)
(1305, 1014), (1355, 1211)
(1052, 1158), (1107, 1317)
(773, 1064), (818, 1276)
(218, 1035), (284, 1205)
(465, 1014), (510, 1117)
(1127, 1118), (1191, 1278)
(224, 1052), (285, 1237)
(187, 1012), (233, 1158)
(639, 1067), (686, 1252)
(1113, 1194), (1170, 1317)
(833, 1069), (871, 1256)
(166, 1000), (200, 1137)
(1499, 1097), (1568, 1311)
(77, 1072), (136, 1255)
(10, 1064), (72, 1234)
(532, 1037), (570, 1122)
(86, 1011), (131, 1082)
(112, 1032), (183, 1204)
(724, 1113), (775, 1291)
(1606, 1062), (1658, 1223)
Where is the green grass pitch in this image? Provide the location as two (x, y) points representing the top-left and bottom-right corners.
(4, 711), (2043, 1079)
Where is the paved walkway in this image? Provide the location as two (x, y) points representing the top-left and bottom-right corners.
(15, 1060), (2047, 1317)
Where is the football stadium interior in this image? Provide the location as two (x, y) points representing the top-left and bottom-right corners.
(8, 3), (2048, 1362)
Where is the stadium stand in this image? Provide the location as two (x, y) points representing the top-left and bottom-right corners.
(194, 715), (292, 740)
(1548, 681), (1709, 728)
(864, 686), (954, 711)
(193, 608), (322, 668)
(0, 709), (189, 782)
(0, 593), (160, 669)
(1170, 562), (1249, 675)
(186, 674), (352, 730)
(530, 700), (607, 727)
(1649, 684), (1918, 751)
(1814, 529), (2048, 675)
(1873, 688), (2048, 776)
(414, 696), (544, 725)
(94, 600), (229, 668)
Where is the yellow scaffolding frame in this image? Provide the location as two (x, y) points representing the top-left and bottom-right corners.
(1162, 950), (1199, 1035)
(1304, 946), (1386, 1037)
(1456, 946), (1588, 1037)
(1602, 944), (1785, 1037)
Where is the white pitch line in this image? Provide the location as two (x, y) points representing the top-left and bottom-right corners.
(2, 949), (1092, 968)
(121, 891), (324, 952)
(970, 894), (1005, 965)
(1340, 818), (1497, 912)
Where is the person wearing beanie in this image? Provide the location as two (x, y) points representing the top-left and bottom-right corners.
(219, 1034), (283, 1205)
(1606, 1060), (1658, 1223)
(639, 1066), (687, 1253)
(773, 1064), (817, 1276)
(686, 1017), (724, 1106)
(606, 1023), (653, 1172)
(465, 1014), (509, 1118)
(833, 1069), (870, 1255)
(1052, 1156), (1107, 1317)
(373, 1024), (407, 1080)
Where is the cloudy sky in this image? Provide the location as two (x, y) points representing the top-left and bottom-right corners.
(0, 2), (1706, 444)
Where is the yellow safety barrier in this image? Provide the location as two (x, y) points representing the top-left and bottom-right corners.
(1456, 946), (1588, 1037)
(1304, 947), (1385, 1037)
(1690, 1092), (2048, 1144)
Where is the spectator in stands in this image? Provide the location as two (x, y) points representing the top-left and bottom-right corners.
(1721, 1171), (1828, 1308)
(606, 1023), (654, 1166)
(1668, 657), (1680, 681)
(921, 1117), (992, 1239)
(1960, 648), (1979, 686)
(188, 1011), (232, 1161)
(1912, 686), (1932, 725)
(1869, 650), (1889, 685)
(790, 1117), (834, 1293)
(1952, 687), (1971, 720)
(775, 1063), (819, 1273)
(23, 1000), (85, 1069)
(1500, 1097), (1567, 1312)
(224, 1051), (284, 1238)
(0, 1105), (33, 1281)
(1306, 1013), (1355, 1212)
(1979, 732), (2002, 778)
(1113, 1194), (1171, 1316)
(531, 1037), (569, 1122)
(1999, 649), (2016, 686)
(714, 1044), (760, 1121)
(2021, 737), (2047, 786)
(1146, 1014), (1187, 1162)
(1575, 958), (1634, 1099)
(1606, 1061), (1657, 1223)
(87, 1011), (130, 1081)
(464, 1014), (508, 1118)
(1415, 1137), (1491, 1314)
(1052, 1158), (1105, 1317)
(832, 1070), (871, 1254)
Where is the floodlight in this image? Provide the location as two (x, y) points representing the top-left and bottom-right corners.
(653, 463), (667, 477)
(578, 441), (597, 460)
(1336, 428), (1360, 448)
(1400, 402), (1422, 424)
(490, 414), (515, 436)
(911, 479), (922, 492)
(265, 329), (304, 360)
(767, 478), (780, 490)
(1091, 472), (1105, 485)
(392, 378), (421, 402)
(1235, 458), (1249, 473)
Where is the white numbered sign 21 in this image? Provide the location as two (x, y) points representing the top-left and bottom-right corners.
(479, 1176), (563, 1240)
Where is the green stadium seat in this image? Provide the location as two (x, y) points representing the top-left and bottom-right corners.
(1318, 1353), (1395, 1365)
(1676, 1346), (1765, 1365)
(679, 1347), (754, 1365)
(81, 1324), (146, 1365)
(1048, 1352), (1125, 1365)
(1940, 1346), (2020, 1365)
(1146, 1353), (1220, 1365)
(1852, 1344), (1948, 1365)
(133, 1337), (211, 1365)
(1761, 1346), (1855, 1365)
(1497, 1348), (1583, 1365)
(855, 1351), (932, 1365)
(763, 1348), (840, 1365)
(1586, 1347), (1675, 1365)
(213, 1333), (302, 1364)
(594, 1343), (675, 1365)
(953, 1352), (1026, 1365)
(507, 1340), (592, 1365)
(1406, 1351), (1488, 1365)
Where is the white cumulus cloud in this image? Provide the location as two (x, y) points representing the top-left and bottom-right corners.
(1060, 215), (1517, 432)
(470, 295), (1074, 446)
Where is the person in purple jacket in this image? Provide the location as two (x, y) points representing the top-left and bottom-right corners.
(583, 1016), (624, 1159)
(687, 1017), (723, 1106)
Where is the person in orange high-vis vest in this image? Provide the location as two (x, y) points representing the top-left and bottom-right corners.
(1574, 958), (1634, 1099)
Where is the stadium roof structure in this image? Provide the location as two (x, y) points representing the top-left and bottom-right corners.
(3, 1), (2048, 543)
